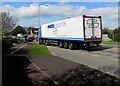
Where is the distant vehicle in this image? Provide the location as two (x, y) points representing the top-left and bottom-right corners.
(17, 36), (21, 39)
(25, 37), (33, 42)
(10, 36), (17, 39)
(38, 15), (102, 49)
(20, 36), (25, 40)
(17, 33), (23, 37)
(31, 37), (35, 40)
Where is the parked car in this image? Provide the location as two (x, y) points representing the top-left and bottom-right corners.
(10, 36), (17, 39)
(25, 37), (33, 42)
(20, 36), (25, 40)
(31, 37), (35, 40)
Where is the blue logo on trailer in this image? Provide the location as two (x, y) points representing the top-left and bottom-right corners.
(48, 22), (66, 34)
(48, 24), (58, 34)
(48, 24), (54, 28)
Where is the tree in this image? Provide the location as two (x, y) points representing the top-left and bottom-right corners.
(113, 28), (120, 42)
(102, 28), (113, 39)
(0, 11), (18, 36)
(113, 27), (120, 33)
(102, 28), (110, 34)
(12, 25), (26, 36)
(27, 27), (33, 34)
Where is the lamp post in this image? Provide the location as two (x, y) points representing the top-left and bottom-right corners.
(38, 4), (41, 42)
(38, 4), (40, 28)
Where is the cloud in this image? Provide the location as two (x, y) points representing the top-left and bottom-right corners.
(89, 7), (118, 20)
(0, 3), (118, 28)
(0, 3), (118, 20)
(16, 3), (39, 18)
(0, 5), (17, 15)
(40, 5), (73, 17)
(0, 3), (39, 18)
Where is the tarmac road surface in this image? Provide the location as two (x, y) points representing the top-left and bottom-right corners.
(6, 43), (119, 78)
(4, 43), (119, 86)
(47, 44), (119, 77)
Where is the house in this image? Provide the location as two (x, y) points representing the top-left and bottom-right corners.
(28, 28), (39, 40)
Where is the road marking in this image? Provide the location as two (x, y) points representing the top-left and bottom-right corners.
(9, 43), (59, 85)
(26, 56), (59, 85)
(10, 43), (57, 81)
(10, 44), (27, 54)
(47, 46), (56, 56)
(32, 63), (59, 85)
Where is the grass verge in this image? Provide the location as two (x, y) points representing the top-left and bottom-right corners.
(28, 43), (51, 55)
(101, 41), (119, 44)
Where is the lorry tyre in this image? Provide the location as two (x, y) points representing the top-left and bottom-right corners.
(96, 42), (100, 46)
(59, 41), (63, 48)
(68, 42), (77, 50)
(81, 43), (90, 49)
(63, 41), (68, 49)
(43, 40), (46, 45)
(45, 40), (49, 46)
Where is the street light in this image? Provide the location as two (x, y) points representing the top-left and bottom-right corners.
(38, 4), (40, 28)
(38, 4), (41, 42)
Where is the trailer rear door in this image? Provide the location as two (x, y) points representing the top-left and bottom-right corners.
(84, 16), (102, 41)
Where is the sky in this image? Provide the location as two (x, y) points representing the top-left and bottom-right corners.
(0, 1), (119, 29)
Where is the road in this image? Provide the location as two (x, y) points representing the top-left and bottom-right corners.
(47, 44), (119, 77)
(101, 44), (119, 48)
(5, 43), (120, 85)
(6, 42), (119, 78)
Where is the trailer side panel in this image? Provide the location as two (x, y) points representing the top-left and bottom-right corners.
(41, 16), (84, 41)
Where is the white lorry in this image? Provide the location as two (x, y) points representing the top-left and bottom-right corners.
(38, 15), (102, 49)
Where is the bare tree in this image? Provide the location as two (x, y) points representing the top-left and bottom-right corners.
(0, 11), (18, 37)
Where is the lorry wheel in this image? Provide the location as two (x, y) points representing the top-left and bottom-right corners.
(45, 40), (49, 46)
(59, 41), (63, 48)
(68, 42), (77, 50)
(96, 43), (100, 46)
(63, 41), (68, 49)
(81, 43), (90, 49)
(43, 40), (46, 45)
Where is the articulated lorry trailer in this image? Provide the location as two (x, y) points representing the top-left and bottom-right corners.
(38, 15), (102, 49)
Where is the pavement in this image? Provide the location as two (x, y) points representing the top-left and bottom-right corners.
(2, 42), (120, 86)
(2, 43), (35, 86)
(30, 55), (80, 76)
(2, 43), (61, 86)
(2, 54), (33, 86)
(30, 55), (120, 86)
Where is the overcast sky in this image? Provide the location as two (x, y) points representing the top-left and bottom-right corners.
(0, 1), (119, 29)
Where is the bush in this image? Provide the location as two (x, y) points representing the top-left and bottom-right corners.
(114, 33), (120, 42)
(102, 28), (113, 39)
(113, 28), (120, 42)
(8, 38), (18, 43)
(2, 38), (19, 51)
(2, 38), (13, 50)
(102, 28), (110, 34)
(108, 31), (113, 39)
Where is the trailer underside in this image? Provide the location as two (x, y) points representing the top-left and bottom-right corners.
(39, 38), (102, 50)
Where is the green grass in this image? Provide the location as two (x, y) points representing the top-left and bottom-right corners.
(101, 41), (119, 44)
(28, 43), (51, 55)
